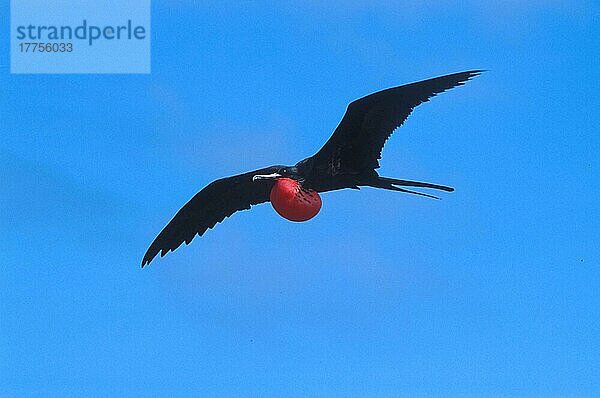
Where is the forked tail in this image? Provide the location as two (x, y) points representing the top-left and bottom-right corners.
(368, 176), (454, 199)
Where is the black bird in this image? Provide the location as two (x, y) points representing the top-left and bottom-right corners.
(142, 70), (483, 266)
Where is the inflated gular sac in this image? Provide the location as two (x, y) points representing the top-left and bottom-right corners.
(269, 178), (322, 222)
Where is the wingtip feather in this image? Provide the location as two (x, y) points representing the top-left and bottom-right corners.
(465, 69), (487, 78)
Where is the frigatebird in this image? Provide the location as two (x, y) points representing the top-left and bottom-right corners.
(142, 70), (482, 266)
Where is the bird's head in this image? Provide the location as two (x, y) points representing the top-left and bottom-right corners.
(252, 166), (300, 182)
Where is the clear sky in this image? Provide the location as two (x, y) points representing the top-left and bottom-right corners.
(1, 2), (599, 397)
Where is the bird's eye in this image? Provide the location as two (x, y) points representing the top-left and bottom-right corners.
(282, 169), (287, 173)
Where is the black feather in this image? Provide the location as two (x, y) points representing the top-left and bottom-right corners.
(141, 166), (277, 267)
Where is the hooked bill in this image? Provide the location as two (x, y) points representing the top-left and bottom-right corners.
(269, 178), (322, 222)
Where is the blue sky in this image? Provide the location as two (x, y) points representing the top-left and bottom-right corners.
(1, 1), (599, 396)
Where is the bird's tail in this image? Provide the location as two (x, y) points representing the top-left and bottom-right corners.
(368, 176), (454, 200)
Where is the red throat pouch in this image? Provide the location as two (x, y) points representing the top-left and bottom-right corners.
(269, 178), (322, 222)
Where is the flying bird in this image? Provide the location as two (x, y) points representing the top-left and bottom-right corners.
(142, 70), (483, 266)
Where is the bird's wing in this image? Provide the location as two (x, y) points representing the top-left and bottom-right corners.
(311, 70), (483, 175)
(142, 167), (276, 267)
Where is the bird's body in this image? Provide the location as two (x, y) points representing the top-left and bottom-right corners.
(142, 70), (483, 266)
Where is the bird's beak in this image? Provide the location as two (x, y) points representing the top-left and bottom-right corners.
(252, 173), (282, 181)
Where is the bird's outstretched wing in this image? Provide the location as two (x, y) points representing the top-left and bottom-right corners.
(142, 166), (277, 267)
(311, 70), (483, 176)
